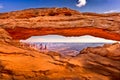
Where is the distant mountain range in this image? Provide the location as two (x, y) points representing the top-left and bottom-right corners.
(32, 42), (105, 56)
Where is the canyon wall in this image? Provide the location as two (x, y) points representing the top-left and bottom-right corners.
(0, 7), (120, 40)
(0, 24), (120, 80)
(0, 8), (120, 80)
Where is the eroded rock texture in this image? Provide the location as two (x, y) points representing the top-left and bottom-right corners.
(0, 28), (12, 43)
(0, 27), (120, 80)
(0, 7), (120, 40)
(0, 7), (120, 80)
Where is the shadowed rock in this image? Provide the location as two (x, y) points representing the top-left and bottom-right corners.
(0, 7), (120, 80)
(0, 7), (120, 40)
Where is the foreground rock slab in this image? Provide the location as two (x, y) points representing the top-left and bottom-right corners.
(0, 27), (120, 80)
(0, 7), (120, 80)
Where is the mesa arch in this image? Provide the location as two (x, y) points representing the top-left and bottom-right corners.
(4, 27), (120, 41)
(0, 7), (120, 41)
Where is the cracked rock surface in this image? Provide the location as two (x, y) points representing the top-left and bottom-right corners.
(0, 7), (120, 40)
(0, 7), (120, 80)
(0, 25), (120, 80)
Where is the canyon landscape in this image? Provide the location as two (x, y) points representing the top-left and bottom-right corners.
(0, 7), (120, 80)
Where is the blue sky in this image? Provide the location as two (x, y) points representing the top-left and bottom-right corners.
(0, 0), (120, 13)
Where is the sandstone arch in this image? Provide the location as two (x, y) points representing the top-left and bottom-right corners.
(0, 7), (120, 41)
(0, 8), (120, 80)
(4, 27), (120, 41)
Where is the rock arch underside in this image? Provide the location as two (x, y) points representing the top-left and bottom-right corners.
(0, 8), (120, 80)
(0, 8), (120, 40)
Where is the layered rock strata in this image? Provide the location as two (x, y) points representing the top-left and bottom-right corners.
(0, 7), (120, 40)
(0, 7), (120, 80)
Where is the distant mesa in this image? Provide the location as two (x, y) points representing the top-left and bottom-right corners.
(21, 35), (119, 43)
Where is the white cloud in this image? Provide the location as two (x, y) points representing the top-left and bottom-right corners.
(76, 0), (87, 7)
(104, 10), (119, 13)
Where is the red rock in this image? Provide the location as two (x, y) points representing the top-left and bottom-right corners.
(0, 8), (120, 41)
(0, 7), (120, 80)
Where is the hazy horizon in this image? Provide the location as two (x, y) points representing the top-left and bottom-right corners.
(20, 35), (119, 43)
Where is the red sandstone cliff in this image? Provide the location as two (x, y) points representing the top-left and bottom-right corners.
(0, 26), (120, 80)
(0, 7), (120, 80)
(0, 7), (120, 40)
